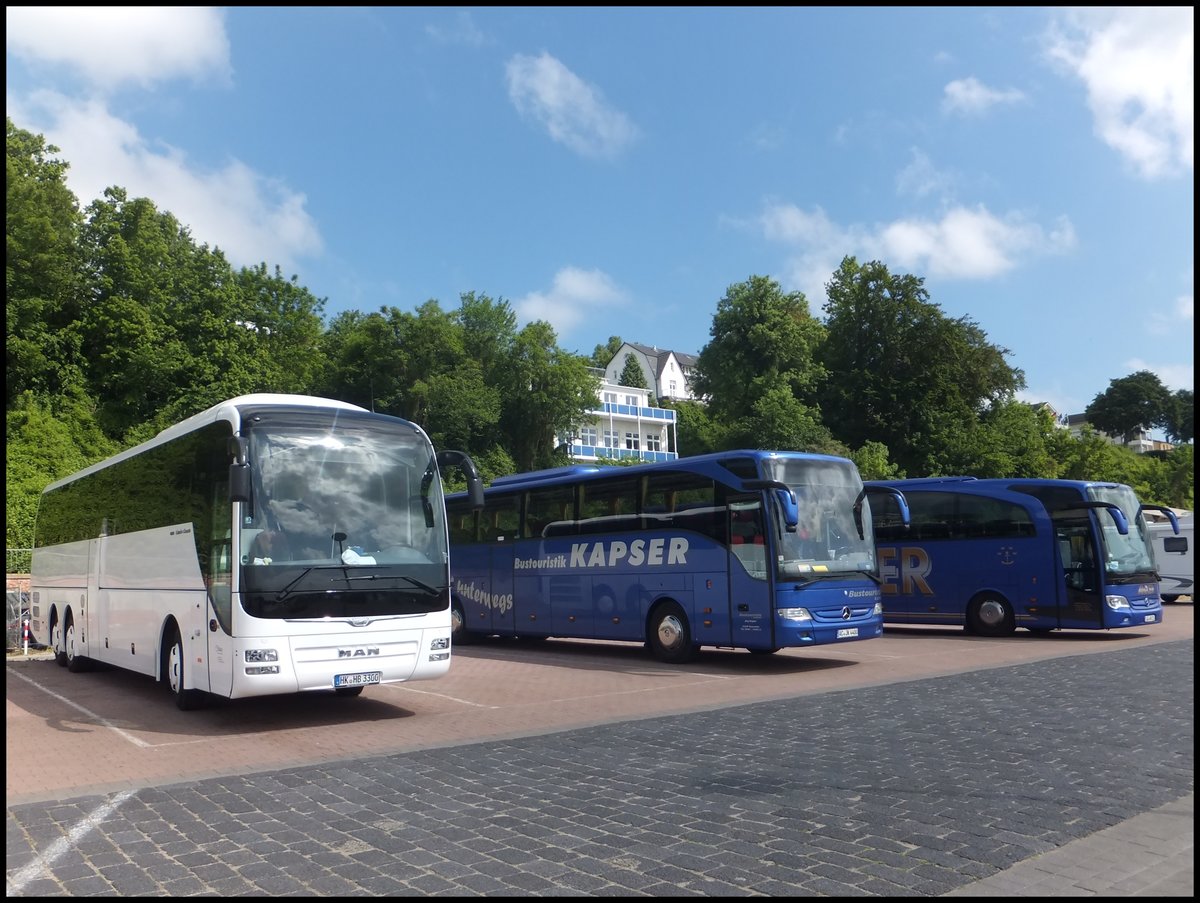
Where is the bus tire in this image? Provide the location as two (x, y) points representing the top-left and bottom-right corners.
(450, 597), (475, 646)
(335, 686), (364, 697)
(64, 618), (89, 672)
(166, 628), (205, 711)
(748, 647), (780, 655)
(51, 613), (68, 667)
(1162, 594), (1178, 604)
(967, 593), (1015, 638)
(647, 602), (696, 664)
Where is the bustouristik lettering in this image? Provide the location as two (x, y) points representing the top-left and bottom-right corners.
(878, 546), (933, 596)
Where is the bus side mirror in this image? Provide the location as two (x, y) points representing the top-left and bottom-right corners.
(436, 449), (485, 510)
(230, 463), (251, 503)
(742, 479), (798, 530)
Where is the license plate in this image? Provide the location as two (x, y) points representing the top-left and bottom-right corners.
(334, 671), (381, 688)
(1144, 615), (1157, 623)
(836, 628), (858, 639)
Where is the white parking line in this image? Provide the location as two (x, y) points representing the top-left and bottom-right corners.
(5, 789), (135, 896)
(6, 666), (152, 748)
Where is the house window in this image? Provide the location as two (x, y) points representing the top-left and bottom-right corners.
(669, 380), (676, 395)
(580, 427), (597, 446)
(625, 394), (638, 406)
(645, 433), (662, 452)
(624, 432), (640, 450)
(604, 430), (619, 449)
(603, 392), (617, 405)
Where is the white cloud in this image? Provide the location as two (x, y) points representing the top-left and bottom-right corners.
(5, 7), (232, 91)
(1123, 358), (1194, 394)
(425, 10), (487, 47)
(756, 202), (1076, 302)
(506, 52), (639, 159)
(12, 92), (322, 272)
(942, 77), (1025, 115)
(1148, 292), (1195, 337)
(896, 148), (956, 200)
(7, 8), (319, 274)
(516, 267), (630, 338)
(1044, 8), (1193, 178)
(878, 207), (1076, 279)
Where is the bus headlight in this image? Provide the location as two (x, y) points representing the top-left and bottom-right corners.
(430, 637), (450, 650)
(244, 648), (278, 662)
(1105, 595), (1131, 611)
(777, 607), (813, 622)
(873, 601), (883, 615)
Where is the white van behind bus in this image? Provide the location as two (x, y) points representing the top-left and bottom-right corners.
(1147, 510), (1194, 602)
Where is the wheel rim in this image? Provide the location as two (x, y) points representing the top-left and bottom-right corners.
(977, 598), (1007, 628)
(52, 621), (63, 658)
(64, 624), (76, 662)
(168, 640), (183, 695)
(656, 614), (685, 652)
(451, 605), (464, 635)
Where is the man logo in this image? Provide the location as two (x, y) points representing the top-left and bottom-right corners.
(338, 647), (380, 658)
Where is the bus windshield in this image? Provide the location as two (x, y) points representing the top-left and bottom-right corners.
(1089, 484), (1155, 578)
(761, 457), (875, 578)
(240, 410), (448, 616)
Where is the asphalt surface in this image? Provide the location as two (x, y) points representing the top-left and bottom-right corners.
(5, 637), (1193, 897)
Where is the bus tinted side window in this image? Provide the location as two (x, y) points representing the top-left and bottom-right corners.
(955, 495), (1036, 539)
(643, 473), (721, 542)
(480, 494), (520, 543)
(446, 499), (476, 544)
(525, 485), (576, 538)
(577, 478), (640, 535)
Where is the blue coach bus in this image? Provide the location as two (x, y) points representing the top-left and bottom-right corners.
(445, 450), (909, 663)
(866, 477), (1180, 636)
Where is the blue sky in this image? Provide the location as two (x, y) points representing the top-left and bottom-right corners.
(6, 7), (1193, 422)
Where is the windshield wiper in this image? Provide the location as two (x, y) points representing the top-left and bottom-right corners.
(342, 572), (441, 596)
(781, 569), (879, 588)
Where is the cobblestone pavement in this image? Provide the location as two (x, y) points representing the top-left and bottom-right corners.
(6, 640), (1193, 897)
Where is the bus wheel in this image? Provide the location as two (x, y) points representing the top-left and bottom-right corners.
(51, 616), (68, 667)
(968, 594), (1015, 638)
(167, 630), (205, 710)
(450, 598), (475, 646)
(648, 602), (696, 664)
(335, 686), (364, 697)
(748, 647), (780, 655)
(64, 619), (88, 672)
(1162, 595), (1179, 604)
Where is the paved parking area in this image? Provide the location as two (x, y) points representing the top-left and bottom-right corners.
(6, 637), (1193, 896)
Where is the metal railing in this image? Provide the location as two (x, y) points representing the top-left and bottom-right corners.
(6, 548), (32, 576)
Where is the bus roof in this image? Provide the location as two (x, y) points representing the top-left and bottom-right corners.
(868, 476), (1133, 493)
(42, 394), (371, 494)
(466, 449), (859, 495)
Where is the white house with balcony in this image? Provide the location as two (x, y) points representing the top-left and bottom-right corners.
(559, 367), (680, 464)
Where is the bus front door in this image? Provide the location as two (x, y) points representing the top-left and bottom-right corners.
(1054, 520), (1104, 628)
(727, 497), (775, 649)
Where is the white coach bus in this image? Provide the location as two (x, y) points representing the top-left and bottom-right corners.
(30, 394), (483, 709)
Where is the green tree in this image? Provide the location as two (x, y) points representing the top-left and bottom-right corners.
(6, 390), (119, 563)
(691, 275), (827, 450)
(496, 321), (600, 472)
(6, 118), (86, 406)
(617, 352), (648, 390)
(1084, 371), (1172, 443)
(589, 335), (624, 368)
(1162, 388), (1194, 444)
(819, 256), (1024, 476)
(663, 399), (724, 457)
(849, 441), (903, 480)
